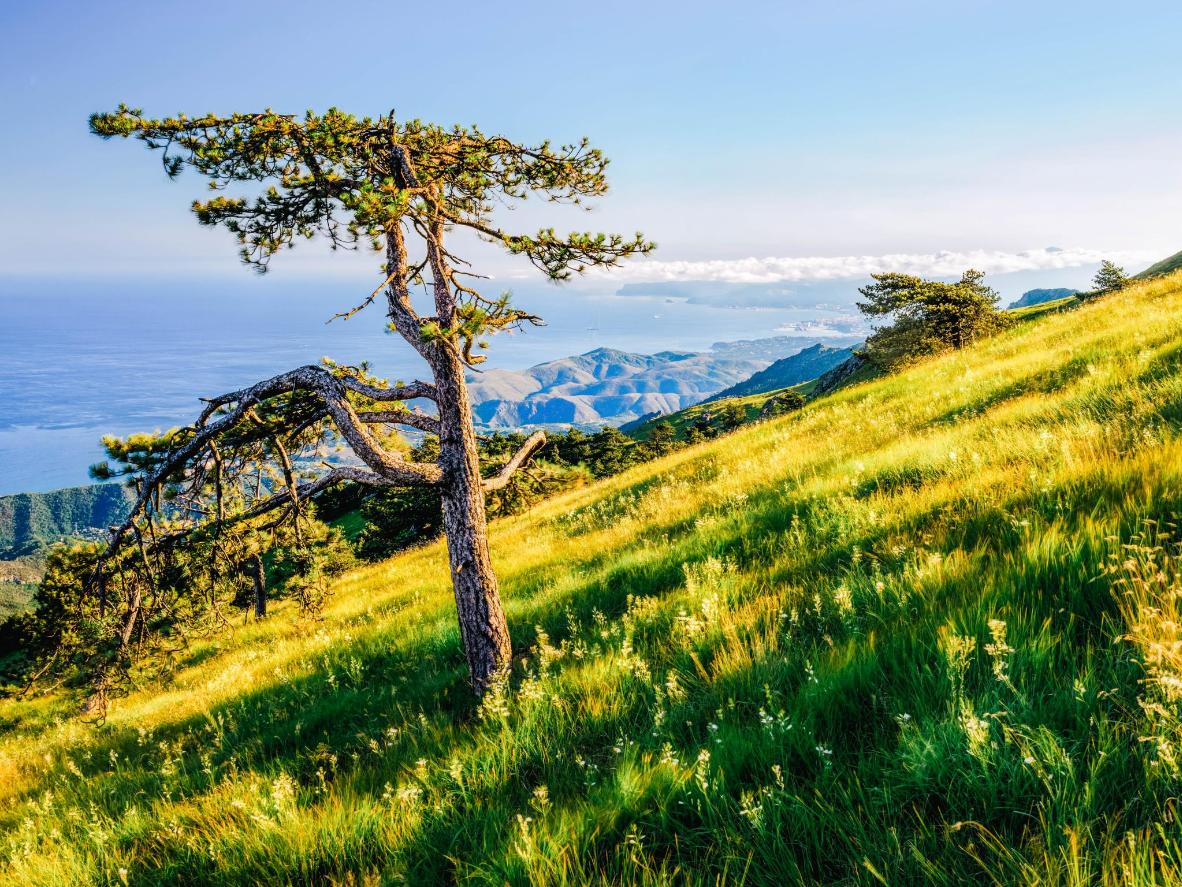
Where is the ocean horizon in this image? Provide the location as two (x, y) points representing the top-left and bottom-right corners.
(0, 274), (860, 496)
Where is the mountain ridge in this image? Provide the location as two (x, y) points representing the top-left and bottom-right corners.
(466, 335), (860, 428)
(703, 342), (856, 402)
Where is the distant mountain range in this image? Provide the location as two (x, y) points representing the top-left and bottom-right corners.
(1007, 288), (1080, 309)
(466, 336), (861, 428)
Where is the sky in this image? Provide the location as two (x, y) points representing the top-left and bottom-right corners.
(1, 0), (1180, 296)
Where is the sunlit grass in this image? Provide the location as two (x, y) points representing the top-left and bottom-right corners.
(4, 273), (1182, 884)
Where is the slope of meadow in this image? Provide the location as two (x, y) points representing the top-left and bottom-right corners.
(5, 274), (1182, 884)
(1137, 248), (1182, 280)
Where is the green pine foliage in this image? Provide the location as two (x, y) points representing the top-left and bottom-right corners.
(858, 269), (1011, 369)
(1091, 259), (1129, 295)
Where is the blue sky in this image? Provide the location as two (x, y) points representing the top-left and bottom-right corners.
(1, 0), (1180, 287)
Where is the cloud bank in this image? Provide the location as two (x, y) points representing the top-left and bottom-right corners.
(598, 246), (1150, 285)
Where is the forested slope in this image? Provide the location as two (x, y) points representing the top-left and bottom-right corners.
(0, 484), (133, 557)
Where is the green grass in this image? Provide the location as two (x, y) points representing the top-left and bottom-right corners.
(5, 274), (1182, 884)
(1136, 248), (1182, 280)
(1003, 294), (1080, 319)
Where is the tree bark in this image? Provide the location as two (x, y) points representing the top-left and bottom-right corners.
(251, 553), (267, 619)
(431, 346), (512, 692)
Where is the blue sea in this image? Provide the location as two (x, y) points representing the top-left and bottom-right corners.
(0, 275), (859, 496)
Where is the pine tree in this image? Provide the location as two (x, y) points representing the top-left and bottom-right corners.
(1092, 260), (1128, 295)
(857, 269), (1007, 368)
(643, 422), (677, 457)
(85, 106), (652, 697)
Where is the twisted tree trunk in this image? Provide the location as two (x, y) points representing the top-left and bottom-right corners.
(432, 347), (512, 691)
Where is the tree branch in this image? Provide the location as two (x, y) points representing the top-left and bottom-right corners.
(482, 431), (547, 491)
(339, 376), (436, 403)
(98, 364), (441, 582)
(357, 409), (440, 435)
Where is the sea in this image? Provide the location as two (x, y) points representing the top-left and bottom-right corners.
(0, 275), (861, 496)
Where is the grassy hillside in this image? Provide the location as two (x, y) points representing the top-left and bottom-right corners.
(1136, 248), (1182, 279)
(0, 583), (35, 623)
(630, 298), (1079, 443)
(4, 273), (1182, 884)
(1006, 288), (1079, 309)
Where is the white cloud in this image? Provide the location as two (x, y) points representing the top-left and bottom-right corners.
(596, 246), (1152, 285)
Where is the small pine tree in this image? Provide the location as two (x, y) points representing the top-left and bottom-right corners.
(761, 391), (806, 417)
(643, 422), (677, 457)
(857, 269), (1008, 369)
(716, 402), (749, 431)
(1091, 260), (1128, 295)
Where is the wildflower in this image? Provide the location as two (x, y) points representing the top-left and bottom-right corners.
(659, 743), (681, 767)
(396, 784), (423, 805)
(834, 585), (853, 614)
(665, 671), (686, 703)
(478, 672), (511, 722)
(270, 773), (297, 817)
(516, 813), (533, 839)
(739, 790), (764, 828)
(986, 619), (1015, 684)
(695, 748), (712, 792)
(624, 822), (644, 851)
(960, 710), (991, 759)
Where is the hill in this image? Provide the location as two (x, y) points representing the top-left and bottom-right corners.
(1006, 287), (1079, 309)
(702, 343), (855, 403)
(1136, 247), (1182, 279)
(466, 337), (855, 428)
(4, 273), (1182, 883)
(0, 483), (133, 558)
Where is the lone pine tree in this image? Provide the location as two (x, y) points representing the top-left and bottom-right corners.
(857, 269), (1006, 368)
(1092, 260), (1128, 295)
(88, 106), (652, 694)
